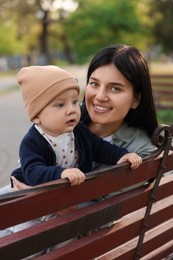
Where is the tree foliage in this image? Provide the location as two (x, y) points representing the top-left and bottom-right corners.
(0, 0), (172, 65)
(149, 0), (173, 55)
(65, 0), (150, 63)
(0, 0), (77, 64)
(0, 19), (25, 55)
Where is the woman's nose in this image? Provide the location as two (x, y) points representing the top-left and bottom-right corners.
(95, 87), (108, 101)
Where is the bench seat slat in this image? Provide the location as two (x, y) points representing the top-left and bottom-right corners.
(95, 219), (173, 260)
(34, 198), (173, 260)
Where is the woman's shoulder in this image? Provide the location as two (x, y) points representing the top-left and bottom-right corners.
(112, 123), (157, 156)
(113, 123), (148, 140)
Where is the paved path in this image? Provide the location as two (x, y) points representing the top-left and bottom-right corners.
(0, 91), (30, 188)
(0, 65), (87, 188)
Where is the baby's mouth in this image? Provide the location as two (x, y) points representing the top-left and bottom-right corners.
(66, 119), (76, 125)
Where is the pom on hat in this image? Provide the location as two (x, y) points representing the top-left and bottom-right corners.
(17, 65), (80, 120)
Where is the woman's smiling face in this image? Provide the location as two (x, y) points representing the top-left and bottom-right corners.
(85, 64), (140, 132)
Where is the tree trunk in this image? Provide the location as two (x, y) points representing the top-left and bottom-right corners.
(39, 10), (51, 65)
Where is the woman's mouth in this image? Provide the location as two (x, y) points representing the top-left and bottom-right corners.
(94, 105), (111, 112)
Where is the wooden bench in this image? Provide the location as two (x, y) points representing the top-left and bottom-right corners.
(151, 74), (173, 109)
(0, 124), (173, 260)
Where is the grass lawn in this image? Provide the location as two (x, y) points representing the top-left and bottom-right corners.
(157, 109), (173, 125)
(150, 62), (173, 125)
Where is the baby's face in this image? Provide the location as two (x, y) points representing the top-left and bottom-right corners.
(34, 89), (81, 136)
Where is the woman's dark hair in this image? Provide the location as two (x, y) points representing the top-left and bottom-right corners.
(81, 44), (158, 137)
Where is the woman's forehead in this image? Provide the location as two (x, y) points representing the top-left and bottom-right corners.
(90, 64), (131, 86)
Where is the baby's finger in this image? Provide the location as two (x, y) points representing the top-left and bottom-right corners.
(130, 156), (142, 169)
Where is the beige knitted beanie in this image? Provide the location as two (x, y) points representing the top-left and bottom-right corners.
(17, 65), (80, 120)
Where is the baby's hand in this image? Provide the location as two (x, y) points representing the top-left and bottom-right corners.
(117, 153), (142, 170)
(61, 168), (85, 186)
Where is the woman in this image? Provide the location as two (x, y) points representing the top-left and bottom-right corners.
(78, 43), (158, 210)
(81, 44), (158, 157)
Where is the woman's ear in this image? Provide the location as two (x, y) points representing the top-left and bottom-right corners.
(131, 93), (141, 109)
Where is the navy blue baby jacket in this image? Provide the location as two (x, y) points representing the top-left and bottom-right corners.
(11, 122), (128, 186)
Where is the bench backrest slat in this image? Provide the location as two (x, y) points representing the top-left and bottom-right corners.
(0, 153), (172, 230)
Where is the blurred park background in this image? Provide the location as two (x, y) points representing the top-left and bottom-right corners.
(0, 0), (173, 119)
(0, 0), (173, 187)
(1, 0), (173, 68)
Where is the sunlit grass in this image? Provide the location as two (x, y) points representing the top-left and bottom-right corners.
(0, 70), (17, 78)
(0, 85), (18, 96)
(150, 62), (173, 75)
(157, 109), (173, 125)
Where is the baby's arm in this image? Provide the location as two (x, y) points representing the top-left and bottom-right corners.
(61, 169), (85, 186)
(117, 153), (142, 170)
(11, 168), (85, 190)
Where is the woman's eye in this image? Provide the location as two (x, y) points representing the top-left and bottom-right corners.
(89, 81), (98, 87)
(111, 86), (120, 93)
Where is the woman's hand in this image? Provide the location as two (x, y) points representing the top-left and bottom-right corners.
(11, 176), (31, 191)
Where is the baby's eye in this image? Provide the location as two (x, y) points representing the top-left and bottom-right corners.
(57, 103), (64, 108)
(73, 99), (79, 105)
